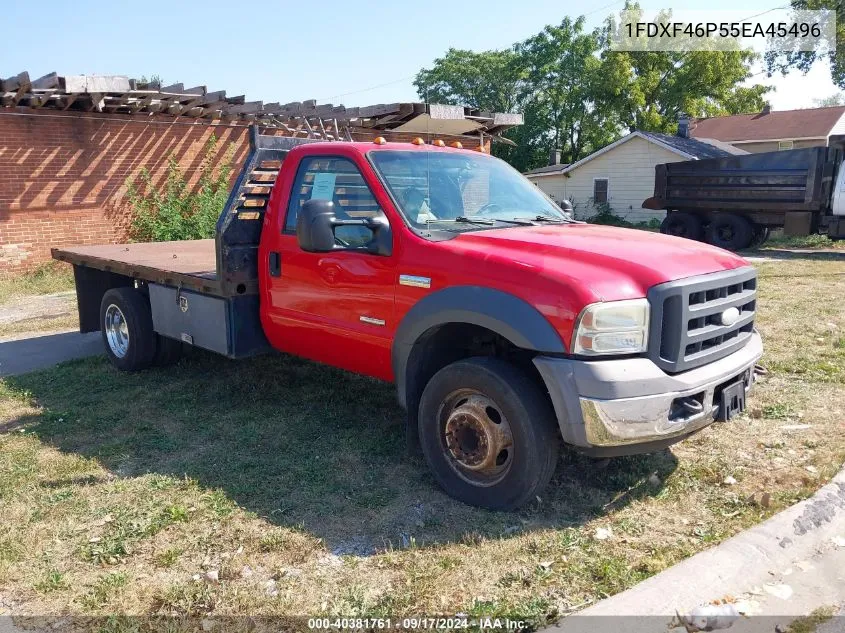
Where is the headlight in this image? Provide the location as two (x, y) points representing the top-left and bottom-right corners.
(572, 299), (650, 355)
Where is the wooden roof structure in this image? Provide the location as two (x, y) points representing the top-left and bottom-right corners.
(1, 71), (523, 141)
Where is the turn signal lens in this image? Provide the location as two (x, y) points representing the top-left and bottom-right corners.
(373, 136), (387, 145)
(411, 137), (425, 145)
(451, 141), (463, 149)
(432, 139), (445, 147)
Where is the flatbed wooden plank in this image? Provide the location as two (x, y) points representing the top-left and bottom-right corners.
(52, 240), (222, 294)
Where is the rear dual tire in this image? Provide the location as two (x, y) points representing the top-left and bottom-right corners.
(100, 287), (182, 371)
(705, 214), (755, 251)
(418, 357), (559, 510)
(661, 211), (762, 251)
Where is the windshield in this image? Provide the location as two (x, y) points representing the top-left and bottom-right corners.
(368, 150), (567, 230)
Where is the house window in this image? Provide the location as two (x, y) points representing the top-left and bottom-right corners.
(593, 178), (609, 204)
(778, 140), (794, 151)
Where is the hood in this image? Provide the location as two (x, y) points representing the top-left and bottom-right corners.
(449, 223), (750, 302)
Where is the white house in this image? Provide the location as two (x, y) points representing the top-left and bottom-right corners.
(524, 131), (747, 224)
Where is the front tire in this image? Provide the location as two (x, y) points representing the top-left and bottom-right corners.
(100, 288), (157, 371)
(418, 357), (559, 510)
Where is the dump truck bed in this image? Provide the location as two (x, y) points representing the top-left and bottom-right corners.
(644, 146), (835, 213)
(52, 239), (222, 295)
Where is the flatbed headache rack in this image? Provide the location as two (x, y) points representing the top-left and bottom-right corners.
(53, 127), (322, 297)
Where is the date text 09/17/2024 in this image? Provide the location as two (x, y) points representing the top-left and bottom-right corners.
(307, 617), (527, 630)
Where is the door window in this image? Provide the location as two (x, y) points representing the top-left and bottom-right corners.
(285, 156), (387, 247)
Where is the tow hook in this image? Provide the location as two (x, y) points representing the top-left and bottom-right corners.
(753, 364), (768, 377)
(677, 397), (704, 416)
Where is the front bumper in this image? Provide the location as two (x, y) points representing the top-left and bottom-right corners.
(533, 332), (763, 457)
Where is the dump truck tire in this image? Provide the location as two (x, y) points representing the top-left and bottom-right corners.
(660, 211), (704, 241)
(706, 214), (754, 251)
(417, 357), (559, 510)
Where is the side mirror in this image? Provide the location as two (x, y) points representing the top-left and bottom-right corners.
(296, 199), (392, 256)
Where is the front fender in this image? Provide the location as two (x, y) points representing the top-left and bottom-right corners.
(391, 285), (566, 409)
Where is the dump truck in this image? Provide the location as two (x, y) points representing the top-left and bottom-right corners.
(54, 127), (763, 510)
(644, 136), (845, 250)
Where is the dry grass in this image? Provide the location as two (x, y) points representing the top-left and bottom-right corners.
(0, 313), (79, 339)
(0, 253), (843, 629)
(0, 261), (78, 338)
(0, 262), (75, 306)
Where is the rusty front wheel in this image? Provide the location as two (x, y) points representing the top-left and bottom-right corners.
(418, 357), (559, 510)
(440, 391), (514, 486)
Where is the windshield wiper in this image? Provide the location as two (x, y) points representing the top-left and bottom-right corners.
(447, 216), (535, 227)
(452, 216), (496, 225)
(454, 216), (534, 226)
(530, 214), (566, 223)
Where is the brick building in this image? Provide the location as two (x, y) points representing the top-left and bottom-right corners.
(0, 72), (521, 275)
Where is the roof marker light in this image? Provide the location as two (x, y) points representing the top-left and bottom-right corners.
(411, 137), (425, 145)
(373, 136), (387, 145)
(451, 141), (463, 149)
(432, 139), (445, 147)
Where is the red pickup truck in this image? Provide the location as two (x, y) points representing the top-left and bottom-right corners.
(54, 128), (763, 510)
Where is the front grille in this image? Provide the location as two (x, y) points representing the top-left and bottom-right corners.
(648, 267), (757, 373)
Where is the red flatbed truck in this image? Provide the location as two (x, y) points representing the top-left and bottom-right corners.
(54, 127), (764, 510)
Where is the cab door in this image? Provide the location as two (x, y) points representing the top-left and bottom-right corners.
(261, 151), (397, 380)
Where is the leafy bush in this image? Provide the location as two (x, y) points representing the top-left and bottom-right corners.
(587, 203), (661, 231)
(126, 135), (234, 242)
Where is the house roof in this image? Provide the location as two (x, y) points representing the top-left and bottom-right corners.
(524, 131), (743, 178)
(524, 163), (571, 176)
(638, 131), (746, 159)
(689, 106), (845, 143)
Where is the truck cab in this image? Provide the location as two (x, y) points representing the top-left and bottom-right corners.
(54, 129), (764, 510)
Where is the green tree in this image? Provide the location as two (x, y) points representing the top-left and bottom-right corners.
(414, 19), (621, 170)
(414, 48), (537, 168)
(814, 92), (845, 106)
(600, 5), (770, 132)
(515, 17), (621, 166)
(765, 0), (844, 90)
(414, 6), (770, 171)
(414, 48), (525, 112)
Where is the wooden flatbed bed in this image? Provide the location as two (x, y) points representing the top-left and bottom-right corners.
(52, 239), (222, 295)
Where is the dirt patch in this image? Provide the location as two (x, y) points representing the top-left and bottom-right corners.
(0, 292), (79, 339)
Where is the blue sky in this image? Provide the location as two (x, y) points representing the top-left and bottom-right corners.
(4, 0), (839, 111)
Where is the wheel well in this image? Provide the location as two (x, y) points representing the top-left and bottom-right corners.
(72, 266), (136, 332)
(403, 322), (549, 450)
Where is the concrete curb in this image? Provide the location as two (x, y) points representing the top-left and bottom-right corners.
(548, 466), (845, 631)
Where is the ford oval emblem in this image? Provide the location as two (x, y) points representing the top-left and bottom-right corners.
(719, 306), (740, 326)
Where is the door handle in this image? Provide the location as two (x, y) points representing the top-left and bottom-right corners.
(269, 252), (281, 277)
